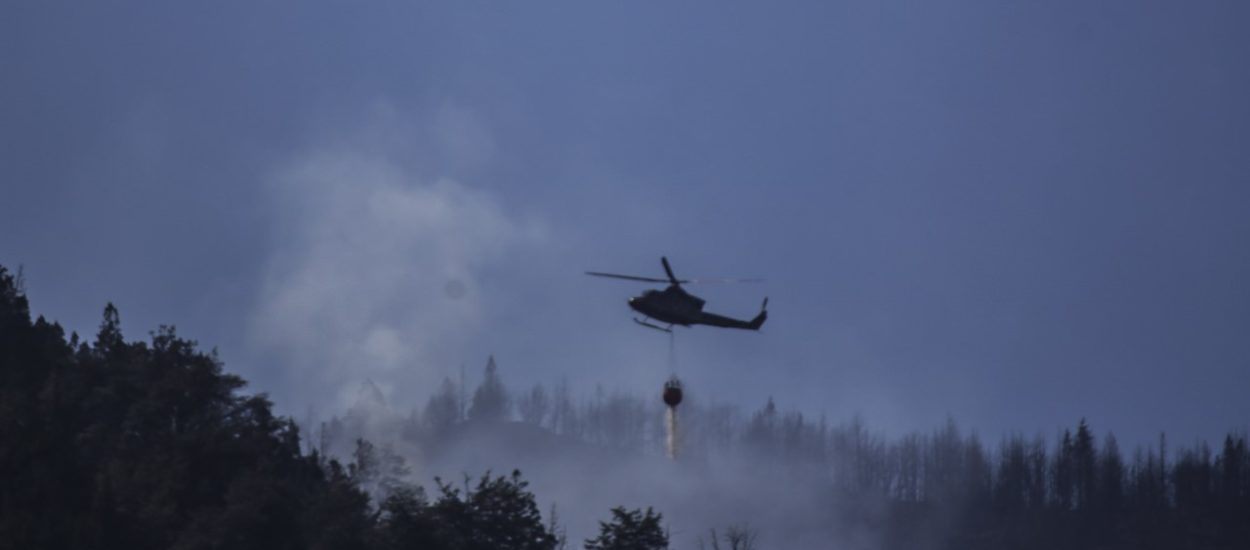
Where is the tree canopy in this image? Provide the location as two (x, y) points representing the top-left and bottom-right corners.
(0, 265), (572, 550)
(584, 507), (668, 550)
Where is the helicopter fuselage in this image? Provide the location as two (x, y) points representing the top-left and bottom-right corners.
(628, 285), (706, 326)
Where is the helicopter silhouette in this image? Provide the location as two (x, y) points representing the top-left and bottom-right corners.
(587, 257), (768, 332)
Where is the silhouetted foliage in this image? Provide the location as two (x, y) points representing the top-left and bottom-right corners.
(584, 507), (668, 550)
(0, 265), (563, 550)
(0, 268), (334, 549)
(469, 356), (511, 423)
(376, 485), (439, 550)
(429, 470), (558, 550)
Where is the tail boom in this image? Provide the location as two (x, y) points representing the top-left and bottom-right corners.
(696, 298), (768, 331)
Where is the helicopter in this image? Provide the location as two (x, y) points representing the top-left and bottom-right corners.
(587, 257), (768, 332)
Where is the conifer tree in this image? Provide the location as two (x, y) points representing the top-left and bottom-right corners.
(1074, 419), (1097, 510)
(469, 355), (511, 422)
(1054, 429), (1075, 510)
(95, 302), (124, 355)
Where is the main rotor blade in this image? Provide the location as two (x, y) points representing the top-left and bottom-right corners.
(661, 256), (679, 285)
(683, 277), (765, 284)
(585, 272), (673, 283)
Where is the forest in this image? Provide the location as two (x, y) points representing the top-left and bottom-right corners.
(2, 263), (1247, 549)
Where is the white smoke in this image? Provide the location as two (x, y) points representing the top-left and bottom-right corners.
(249, 107), (544, 414)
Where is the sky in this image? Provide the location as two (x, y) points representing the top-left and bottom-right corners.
(3, 1), (1248, 449)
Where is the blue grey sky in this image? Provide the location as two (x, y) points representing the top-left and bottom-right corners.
(3, 1), (1248, 448)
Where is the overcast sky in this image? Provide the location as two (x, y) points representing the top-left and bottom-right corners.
(3, 1), (1248, 448)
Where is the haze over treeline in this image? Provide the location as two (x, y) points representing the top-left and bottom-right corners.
(4, 265), (1249, 549)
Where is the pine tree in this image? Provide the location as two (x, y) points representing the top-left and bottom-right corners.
(1054, 429), (1075, 510)
(469, 356), (511, 422)
(1073, 419), (1097, 510)
(95, 302), (124, 356)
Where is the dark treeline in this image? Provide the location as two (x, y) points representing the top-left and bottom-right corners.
(0, 266), (667, 550)
(333, 353), (1250, 549)
(4, 263), (1249, 549)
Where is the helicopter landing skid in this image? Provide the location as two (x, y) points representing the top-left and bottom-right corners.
(634, 318), (673, 333)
